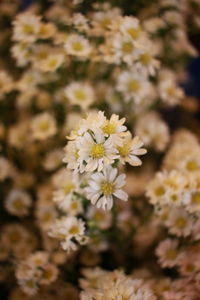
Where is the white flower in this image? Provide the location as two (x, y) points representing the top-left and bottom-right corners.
(77, 131), (119, 172)
(53, 171), (79, 211)
(135, 112), (170, 152)
(5, 189), (32, 217)
(37, 53), (65, 72)
(112, 33), (140, 65)
(43, 149), (63, 171)
(30, 112), (57, 140)
(135, 41), (160, 76)
(49, 216), (86, 251)
(101, 114), (127, 146)
(85, 166), (128, 210)
(158, 70), (184, 106)
(118, 132), (147, 166)
(64, 34), (91, 57)
(65, 82), (95, 109)
(12, 12), (41, 43)
(63, 141), (81, 172)
(119, 16), (142, 42)
(87, 206), (112, 230)
(116, 69), (151, 103)
(156, 238), (180, 268)
(165, 207), (193, 237)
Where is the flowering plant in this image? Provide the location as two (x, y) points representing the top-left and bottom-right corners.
(0, 0), (200, 299)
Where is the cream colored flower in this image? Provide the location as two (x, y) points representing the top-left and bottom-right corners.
(118, 132), (147, 166)
(156, 238), (180, 268)
(117, 69), (151, 103)
(135, 112), (170, 151)
(12, 12), (41, 43)
(64, 34), (91, 57)
(49, 216), (86, 251)
(158, 70), (184, 106)
(31, 112), (57, 140)
(85, 166), (128, 210)
(65, 82), (95, 109)
(5, 189), (32, 217)
(77, 131), (119, 172)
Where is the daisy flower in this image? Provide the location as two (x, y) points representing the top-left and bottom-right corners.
(5, 189), (32, 217)
(12, 12), (41, 43)
(30, 112), (57, 141)
(118, 132), (147, 166)
(101, 113), (127, 146)
(156, 238), (180, 268)
(119, 16), (142, 42)
(77, 131), (119, 172)
(49, 216), (86, 251)
(116, 69), (151, 103)
(85, 165), (128, 210)
(65, 82), (95, 110)
(135, 112), (170, 152)
(64, 33), (91, 57)
(63, 140), (81, 172)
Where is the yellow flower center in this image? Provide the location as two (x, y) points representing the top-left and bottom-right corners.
(90, 144), (105, 159)
(74, 89), (86, 101)
(13, 199), (24, 210)
(167, 86), (176, 97)
(94, 211), (104, 222)
(23, 24), (34, 35)
(185, 264), (195, 273)
(42, 212), (52, 222)
(192, 192), (200, 204)
(122, 42), (134, 54)
(127, 27), (140, 39)
(175, 218), (186, 228)
(8, 231), (21, 243)
(43, 269), (53, 280)
(38, 51), (48, 60)
(75, 150), (79, 160)
(71, 201), (78, 210)
(25, 280), (35, 288)
(171, 194), (178, 202)
(166, 249), (177, 260)
(140, 53), (151, 65)
(63, 183), (75, 195)
(103, 122), (116, 135)
(118, 143), (130, 157)
(47, 58), (58, 69)
(72, 42), (83, 52)
(69, 225), (79, 235)
(154, 186), (165, 197)
(39, 121), (49, 131)
(101, 181), (114, 196)
(128, 79), (140, 92)
(186, 160), (198, 171)
(101, 18), (112, 28)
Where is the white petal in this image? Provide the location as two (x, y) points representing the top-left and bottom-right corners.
(113, 189), (128, 201)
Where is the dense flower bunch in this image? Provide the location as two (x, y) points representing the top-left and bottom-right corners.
(49, 111), (146, 250)
(80, 268), (156, 300)
(0, 0), (200, 299)
(16, 251), (59, 295)
(146, 129), (200, 295)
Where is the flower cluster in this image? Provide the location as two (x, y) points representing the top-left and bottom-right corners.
(49, 111), (146, 251)
(80, 268), (156, 300)
(146, 129), (200, 293)
(64, 111), (146, 209)
(16, 251), (59, 295)
(0, 0), (200, 299)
